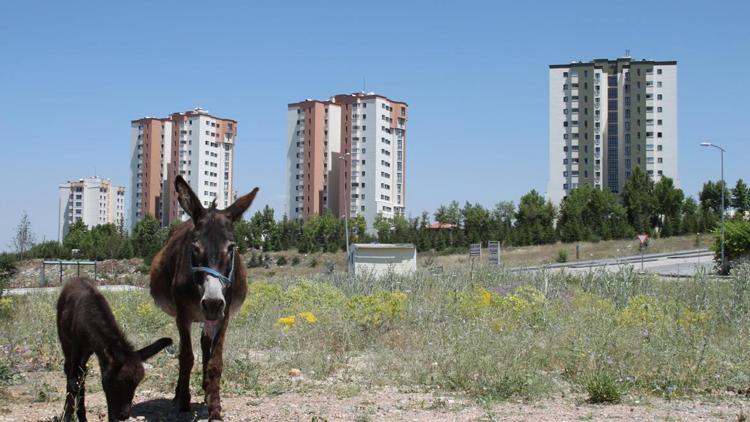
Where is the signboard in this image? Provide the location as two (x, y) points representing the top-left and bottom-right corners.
(637, 234), (649, 246)
(488, 241), (500, 265)
(469, 243), (481, 257)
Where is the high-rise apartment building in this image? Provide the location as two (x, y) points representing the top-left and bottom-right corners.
(547, 58), (678, 205)
(130, 108), (237, 226)
(58, 177), (126, 241)
(287, 92), (407, 231)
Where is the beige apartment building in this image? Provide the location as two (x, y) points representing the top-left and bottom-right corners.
(130, 108), (238, 226)
(58, 177), (125, 241)
(287, 92), (407, 232)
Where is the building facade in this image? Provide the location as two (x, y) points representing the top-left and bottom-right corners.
(287, 92), (407, 231)
(547, 58), (678, 205)
(130, 108), (237, 226)
(58, 177), (126, 241)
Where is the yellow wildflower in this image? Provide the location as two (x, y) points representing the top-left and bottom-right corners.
(298, 311), (318, 324)
(479, 288), (493, 306)
(275, 315), (296, 330)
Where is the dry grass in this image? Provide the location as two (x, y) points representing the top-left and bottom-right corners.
(246, 234), (711, 278)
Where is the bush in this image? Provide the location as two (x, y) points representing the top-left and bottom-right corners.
(309, 256), (319, 268)
(346, 291), (408, 330)
(556, 249), (568, 263)
(246, 251), (261, 268)
(714, 219), (750, 272)
(276, 256), (288, 266)
(586, 373), (622, 404)
(291, 256), (301, 266)
(0, 253), (17, 296)
(28, 241), (70, 259)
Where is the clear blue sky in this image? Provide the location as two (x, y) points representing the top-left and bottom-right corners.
(1, 0), (748, 249)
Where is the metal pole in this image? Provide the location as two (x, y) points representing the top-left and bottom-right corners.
(720, 148), (726, 273)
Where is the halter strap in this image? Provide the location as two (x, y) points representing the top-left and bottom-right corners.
(190, 248), (235, 286)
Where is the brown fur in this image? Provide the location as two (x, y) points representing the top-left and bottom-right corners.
(56, 277), (172, 422)
(150, 176), (258, 420)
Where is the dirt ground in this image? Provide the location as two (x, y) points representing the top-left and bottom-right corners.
(2, 384), (749, 421)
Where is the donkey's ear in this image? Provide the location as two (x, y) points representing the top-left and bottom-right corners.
(137, 337), (173, 361)
(175, 176), (204, 220)
(223, 187), (259, 222)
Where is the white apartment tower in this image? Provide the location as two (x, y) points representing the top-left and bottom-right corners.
(287, 92), (407, 231)
(58, 177), (126, 241)
(130, 108), (237, 226)
(547, 58), (678, 205)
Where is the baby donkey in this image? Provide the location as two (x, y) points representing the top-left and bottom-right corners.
(57, 277), (172, 421)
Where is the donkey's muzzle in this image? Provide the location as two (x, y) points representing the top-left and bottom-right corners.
(201, 298), (225, 321)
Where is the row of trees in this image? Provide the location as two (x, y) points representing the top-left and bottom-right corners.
(10, 173), (750, 261)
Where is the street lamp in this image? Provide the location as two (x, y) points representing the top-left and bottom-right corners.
(700, 142), (726, 273)
(338, 153), (352, 262)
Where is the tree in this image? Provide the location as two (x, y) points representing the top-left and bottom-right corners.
(434, 200), (461, 225)
(131, 215), (163, 265)
(514, 190), (556, 245)
(490, 201), (515, 243)
(622, 166), (655, 234)
(462, 202), (491, 245)
(558, 185), (631, 242)
(12, 211), (35, 256)
(699, 180), (730, 215)
(653, 177), (684, 236)
(732, 179), (750, 216)
(681, 197), (699, 234)
(557, 186), (590, 242)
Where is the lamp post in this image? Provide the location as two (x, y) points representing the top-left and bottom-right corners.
(338, 153), (352, 262)
(700, 142), (726, 273)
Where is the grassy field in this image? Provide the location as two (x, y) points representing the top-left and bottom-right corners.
(1, 259), (748, 417)
(246, 233), (712, 279)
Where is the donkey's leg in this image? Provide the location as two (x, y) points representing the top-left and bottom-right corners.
(62, 351), (89, 422)
(61, 355), (77, 422)
(74, 352), (92, 422)
(200, 329), (211, 399)
(205, 317), (231, 421)
(174, 315), (194, 412)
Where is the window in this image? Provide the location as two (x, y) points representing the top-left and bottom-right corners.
(563, 72), (568, 77)
(657, 94), (663, 100)
(657, 81), (663, 88)
(657, 69), (663, 75)
(657, 106), (663, 113)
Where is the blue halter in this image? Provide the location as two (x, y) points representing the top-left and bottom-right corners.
(191, 248), (236, 286)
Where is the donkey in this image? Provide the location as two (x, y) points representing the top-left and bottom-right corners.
(150, 175), (258, 420)
(56, 277), (172, 422)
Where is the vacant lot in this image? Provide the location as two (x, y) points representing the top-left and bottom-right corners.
(1, 259), (749, 420)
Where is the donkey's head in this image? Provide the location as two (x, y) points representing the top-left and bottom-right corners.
(175, 176), (259, 321)
(102, 337), (172, 421)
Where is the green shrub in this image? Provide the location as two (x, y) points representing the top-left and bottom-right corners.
(28, 241), (70, 259)
(246, 251), (261, 268)
(556, 249), (568, 263)
(239, 280), (285, 319)
(291, 256), (301, 266)
(276, 256), (288, 266)
(586, 373), (621, 404)
(0, 358), (17, 385)
(310, 256), (319, 268)
(346, 291), (408, 330)
(0, 253), (17, 296)
(714, 219), (750, 271)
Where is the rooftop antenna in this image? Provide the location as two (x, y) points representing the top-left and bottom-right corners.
(362, 76), (366, 93)
(625, 49), (631, 58)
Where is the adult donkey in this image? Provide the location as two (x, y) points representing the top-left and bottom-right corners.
(150, 175), (258, 420)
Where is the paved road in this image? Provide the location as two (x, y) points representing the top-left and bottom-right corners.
(524, 248), (715, 276)
(2, 284), (143, 296)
